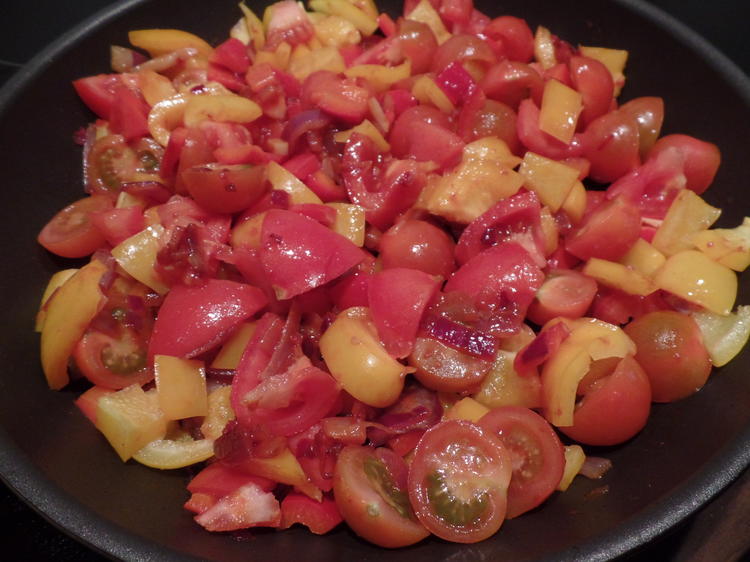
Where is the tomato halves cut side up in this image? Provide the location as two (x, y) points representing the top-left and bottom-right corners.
(334, 446), (429, 548)
(478, 407), (565, 518)
(408, 420), (512, 543)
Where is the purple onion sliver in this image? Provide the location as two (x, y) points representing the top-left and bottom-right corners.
(422, 314), (497, 359)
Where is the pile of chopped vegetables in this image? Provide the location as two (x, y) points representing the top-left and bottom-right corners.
(35, 0), (750, 547)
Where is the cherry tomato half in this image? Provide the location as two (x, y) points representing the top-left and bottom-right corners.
(38, 195), (113, 258)
(408, 420), (511, 543)
(181, 163), (267, 214)
(478, 406), (565, 518)
(74, 330), (153, 390)
(333, 445), (429, 548)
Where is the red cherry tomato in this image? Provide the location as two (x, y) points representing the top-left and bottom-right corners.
(648, 134), (721, 194)
(565, 197), (641, 261)
(333, 445), (429, 548)
(379, 219), (456, 279)
(526, 269), (599, 326)
(74, 329), (153, 390)
(181, 163), (267, 214)
(559, 355), (652, 446)
(38, 195), (113, 258)
(408, 420), (512, 543)
(480, 61), (543, 109)
(431, 34), (496, 74)
(583, 108), (641, 183)
(624, 310), (712, 402)
(457, 99), (521, 154)
(478, 407), (565, 518)
(569, 56), (614, 128)
(483, 16), (534, 62)
(619, 96), (664, 160)
(409, 336), (493, 392)
(395, 19), (439, 74)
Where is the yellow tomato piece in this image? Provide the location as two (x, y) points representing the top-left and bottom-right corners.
(519, 151), (579, 212)
(200, 385), (236, 440)
(183, 94), (262, 127)
(539, 79), (583, 144)
(418, 139), (524, 223)
(255, 41), (292, 70)
(320, 307), (410, 408)
(147, 94), (188, 146)
(266, 161), (323, 204)
(541, 343), (591, 427)
(345, 61), (411, 93)
(133, 434), (215, 469)
(154, 355), (208, 420)
(618, 238), (666, 278)
(129, 29), (213, 59)
(40, 260), (107, 390)
(561, 317), (636, 361)
(230, 212), (266, 251)
(579, 46), (628, 97)
(557, 445), (586, 491)
(534, 26), (556, 70)
(239, 2), (266, 51)
(691, 306), (750, 367)
(96, 385), (168, 461)
(138, 70), (177, 107)
(112, 225), (169, 294)
(312, 14), (361, 47)
(35, 268), (78, 332)
(327, 203), (366, 246)
(462, 136), (522, 169)
(288, 44), (346, 81)
(654, 250), (737, 315)
(445, 397), (490, 423)
(652, 189), (721, 256)
(472, 351), (543, 409)
(561, 180), (587, 224)
(309, 0), (378, 35)
(540, 206), (559, 255)
(411, 75), (455, 114)
(691, 217), (750, 272)
(406, 0), (450, 43)
(333, 119), (390, 152)
(582, 258), (656, 296)
(211, 322), (258, 369)
(243, 447), (322, 501)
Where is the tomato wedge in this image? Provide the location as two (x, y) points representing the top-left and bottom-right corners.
(333, 445), (429, 548)
(38, 196), (113, 258)
(478, 407), (565, 518)
(408, 420), (512, 543)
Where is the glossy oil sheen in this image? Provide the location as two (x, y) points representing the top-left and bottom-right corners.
(0, 0), (749, 560)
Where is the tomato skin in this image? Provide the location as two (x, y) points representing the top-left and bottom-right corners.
(457, 99), (521, 154)
(481, 61), (543, 110)
(565, 198), (641, 261)
(409, 335), (492, 393)
(624, 311), (712, 402)
(408, 420), (511, 543)
(280, 493), (342, 534)
(483, 16), (534, 62)
(148, 279), (267, 361)
(301, 71), (370, 124)
(478, 407), (565, 518)
(395, 19), (439, 74)
(379, 219), (456, 279)
(559, 355), (652, 446)
(619, 96), (664, 160)
(38, 195), (113, 258)
(569, 56), (614, 128)
(333, 445), (429, 548)
(73, 74), (123, 119)
(583, 108), (641, 183)
(389, 106), (464, 170)
(431, 34), (496, 74)
(648, 134), (720, 194)
(181, 164), (267, 214)
(90, 206), (145, 247)
(109, 86), (150, 141)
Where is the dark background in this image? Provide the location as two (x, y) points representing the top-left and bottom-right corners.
(0, 1), (748, 560)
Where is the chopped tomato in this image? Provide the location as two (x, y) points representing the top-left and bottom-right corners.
(379, 219), (456, 279)
(38, 196), (113, 258)
(408, 420), (512, 543)
(74, 329), (153, 390)
(280, 493), (342, 534)
(478, 407), (565, 518)
(334, 446), (429, 548)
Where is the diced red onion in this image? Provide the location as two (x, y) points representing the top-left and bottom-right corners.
(579, 456), (613, 479)
(421, 313), (498, 359)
